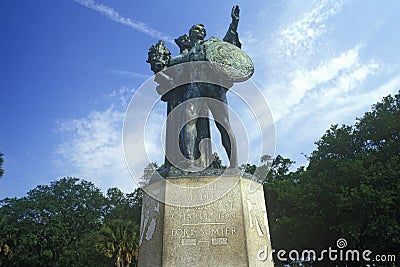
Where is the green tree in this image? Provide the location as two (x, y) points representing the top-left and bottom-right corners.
(0, 198), (19, 267)
(240, 163), (256, 174)
(0, 177), (107, 266)
(0, 177), (144, 266)
(59, 230), (112, 267)
(104, 187), (143, 230)
(139, 162), (158, 186)
(100, 187), (142, 267)
(263, 155), (305, 252)
(266, 92), (400, 266)
(306, 93), (399, 256)
(96, 219), (139, 267)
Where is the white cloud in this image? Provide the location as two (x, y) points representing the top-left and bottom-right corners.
(109, 86), (136, 109)
(122, 83), (167, 183)
(55, 88), (138, 193)
(286, 46), (379, 119)
(292, 46), (360, 91)
(74, 0), (174, 43)
(143, 107), (165, 163)
(275, 0), (344, 58)
(263, 45), (374, 123)
(267, 44), (381, 154)
(240, 0), (399, 167)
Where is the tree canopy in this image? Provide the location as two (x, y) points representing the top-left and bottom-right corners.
(265, 92), (399, 266)
(0, 178), (142, 267)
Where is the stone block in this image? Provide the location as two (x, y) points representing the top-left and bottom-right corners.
(138, 176), (274, 267)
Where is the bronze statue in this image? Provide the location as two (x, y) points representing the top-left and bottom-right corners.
(147, 5), (253, 173)
(147, 35), (212, 169)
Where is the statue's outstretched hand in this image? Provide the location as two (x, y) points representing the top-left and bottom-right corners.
(231, 5), (240, 22)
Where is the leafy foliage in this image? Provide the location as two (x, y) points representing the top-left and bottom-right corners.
(265, 92), (400, 266)
(0, 178), (142, 267)
(240, 163), (256, 174)
(96, 220), (139, 267)
(99, 187), (142, 267)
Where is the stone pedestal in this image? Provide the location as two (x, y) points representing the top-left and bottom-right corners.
(138, 176), (274, 267)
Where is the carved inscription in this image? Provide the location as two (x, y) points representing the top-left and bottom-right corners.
(211, 237), (228, 245)
(172, 226), (236, 236)
(181, 238), (197, 246)
(168, 182), (240, 246)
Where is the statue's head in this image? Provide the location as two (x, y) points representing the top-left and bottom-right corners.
(146, 40), (171, 73)
(174, 34), (191, 53)
(189, 24), (206, 45)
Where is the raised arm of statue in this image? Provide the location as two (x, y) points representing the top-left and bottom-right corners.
(223, 5), (242, 48)
(230, 5), (240, 32)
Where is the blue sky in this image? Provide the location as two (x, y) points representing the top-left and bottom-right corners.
(1, 0), (399, 198)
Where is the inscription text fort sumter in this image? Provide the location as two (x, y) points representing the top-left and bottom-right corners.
(165, 178), (243, 247)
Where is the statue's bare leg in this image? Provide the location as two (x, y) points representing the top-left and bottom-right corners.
(208, 89), (238, 168)
(215, 120), (238, 168)
(182, 84), (203, 161)
(183, 102), (198, 160)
